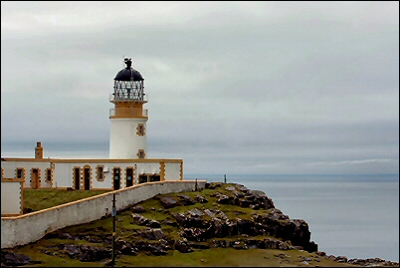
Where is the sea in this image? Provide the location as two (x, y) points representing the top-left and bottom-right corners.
(185, 173), (399, 262)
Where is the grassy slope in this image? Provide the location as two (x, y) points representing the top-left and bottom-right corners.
(8, 184), (362, 267)
(23, 188), (111, 212)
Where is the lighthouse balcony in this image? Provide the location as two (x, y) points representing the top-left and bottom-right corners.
(109, 93), (148, 103)
(109, 107), (148, 118)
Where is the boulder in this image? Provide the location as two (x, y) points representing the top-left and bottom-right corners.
(174, 238), (193, 253)
(195, 194), (208, 203)
(178, 195), (195, 206)
(1, 250), (32, 266)
(131, 205), (146, 213)
(158, 196), (180, 209)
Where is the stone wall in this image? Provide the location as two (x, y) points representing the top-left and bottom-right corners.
(1, 180), (206, 249)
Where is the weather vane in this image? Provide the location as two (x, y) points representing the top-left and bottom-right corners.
(124, 58), (132, 69)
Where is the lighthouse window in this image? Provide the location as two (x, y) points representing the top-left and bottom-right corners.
(45, 168), (52, 182)
(16, 168), (25, 179)
(138, 149), (145, 159)
(97, 166), (105, 181)
(137, 124), (145, 136)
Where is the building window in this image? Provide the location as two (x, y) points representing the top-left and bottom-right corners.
(137, 123), (145, 136)
(45, 168), (52, 182)
(137, 149), (145, 159)
(16, 168), (25, 179)
(126, 167), (134, 187)
(139, 174), (148, 184)
(149, 174), (160, 182)
(97, 165), (105, 181)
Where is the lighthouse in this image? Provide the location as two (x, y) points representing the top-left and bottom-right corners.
(109, 58), (148, 159)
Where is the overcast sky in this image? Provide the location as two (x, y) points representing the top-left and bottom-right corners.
(1, 1), (399, 175)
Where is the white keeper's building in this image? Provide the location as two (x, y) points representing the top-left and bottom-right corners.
(1, 58), (184, 211)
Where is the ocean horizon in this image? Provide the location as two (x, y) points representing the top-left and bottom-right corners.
(185, 173), (400, 262)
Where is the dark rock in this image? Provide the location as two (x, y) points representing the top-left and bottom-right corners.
(188, 208), (204, 217)
(238, 198), (252, 208)
(77, 245), (111, 262)
(144, 244), (168, 256)
(174, 238), (193, 253)
(234, 184), (249, 193)
(131, 205), (146, 213)
(62, 244), (81, 258)
(178, 195), (196, 206)
(82, 236), (100, 243)
(232, 190), (245, 198)
(158, 196), (180, 209)
(217, 195), (230, 204)
(189, 243), (210, 249)
(23, 207), (34, 214)
(162, 220), (179, 227)
(137, 228), (166, 240)
(1, 250), (31, 266)
(131, 213), (161, 228)
(66, 187), (74, 191)
(195, 194), (208, 203)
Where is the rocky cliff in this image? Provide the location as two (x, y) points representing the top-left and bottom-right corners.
(1, 182), (398, 267)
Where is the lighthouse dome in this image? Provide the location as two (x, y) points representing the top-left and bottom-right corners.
(114, 58), (144, 81)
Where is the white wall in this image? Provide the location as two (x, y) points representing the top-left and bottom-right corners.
(1, 161), (52, 188)
(165, 162), (182, 180)
(1, 180), (23, 215)
(109, 118), (147, 159)
(1, 180), (206, 249)
(2, 159), (183, 190)
(136, 162), (160, 175)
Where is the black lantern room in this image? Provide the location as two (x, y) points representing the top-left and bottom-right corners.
(112, 58), (146, 102)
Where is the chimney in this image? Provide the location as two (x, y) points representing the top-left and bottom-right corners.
(35, 142), (44, 159)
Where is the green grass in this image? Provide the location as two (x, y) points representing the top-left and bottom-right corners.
(23, 188), (111, 212)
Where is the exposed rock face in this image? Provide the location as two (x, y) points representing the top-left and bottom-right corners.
(174, 238), (193, 253)
(157, 196), (180, 209)
(131, 205), (146, 213)
(178, 195), (196, 206)
(1, 251), (32, 266)
(60, 244), (111, 262)
(14, 182), (386, 266)
(136, 228), (166, 240)
(131, 213), (161, 228)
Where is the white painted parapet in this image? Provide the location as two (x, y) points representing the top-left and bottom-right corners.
(1, 180), (206, 249)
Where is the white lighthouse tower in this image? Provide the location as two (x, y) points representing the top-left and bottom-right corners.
(109, 58), (148, 159)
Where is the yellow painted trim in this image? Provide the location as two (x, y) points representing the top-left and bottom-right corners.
(180, 162), (184, 180)
(160, 162), (165, 181)
(2, 178), (24, 182)
(1, 213), (23, 217)
(110, 102), (148, 119)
